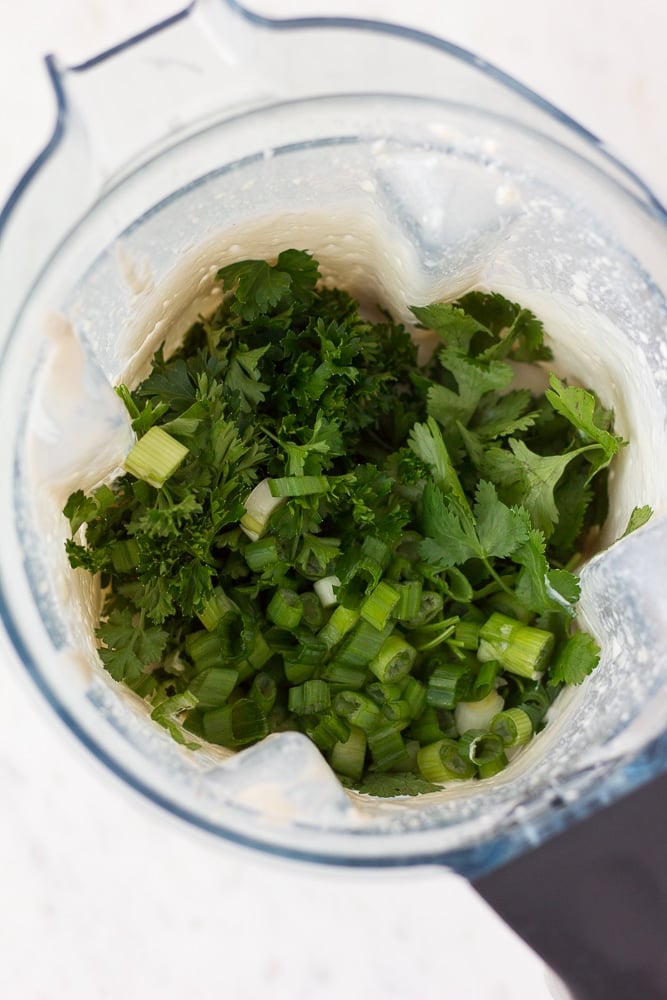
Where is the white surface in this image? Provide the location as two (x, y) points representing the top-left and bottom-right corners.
(1, 2), (665, 997)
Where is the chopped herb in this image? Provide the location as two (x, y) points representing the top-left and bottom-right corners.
(63, 250), (645, 793)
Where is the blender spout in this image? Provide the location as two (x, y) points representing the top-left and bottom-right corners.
(52, 1), (280, 191)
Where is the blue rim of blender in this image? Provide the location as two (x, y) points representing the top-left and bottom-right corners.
(2, 0), (667, 871)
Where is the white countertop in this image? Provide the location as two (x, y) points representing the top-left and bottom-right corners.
(1, 2), (665, 998)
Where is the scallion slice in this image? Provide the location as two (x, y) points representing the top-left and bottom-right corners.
(268, 475), (330, 497)
(288, 679), (331, 715)
(305, 712), (350, 751)
(330, 725), (367, 781)
(426, 661), (470, 710)
(359, 580), (400, 631)
(267, 587), (303, 630)
(189, 667), (239, 709)
(333, 690), (382, 732)
(314, 575), (341, 609)
(240, 479), (286, 541)
(202, 699), (269, 748)
(368, 634), (416, 683)
(454, 690), (505, 736)
(318, 605), (360, 649)
(249, 672), (278, 715)
(490, 707), (533, 747)
(458, 729), (506, 770)
(417, 738), (476, 783)
(123, 426), (189, 488)
(394, 580), (423, 622)
(478, 612), (554, 680)
(367, 724), (409, 772)
(197, 587), (239, 632)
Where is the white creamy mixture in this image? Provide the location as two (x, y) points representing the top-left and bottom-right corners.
(29, 207), (667, 827)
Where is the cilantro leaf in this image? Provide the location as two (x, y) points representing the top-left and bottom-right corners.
(419, 480), (480, 568)
(545, 374), (626, 477)
(474, 480), (530, 560)
(458, 290), (552, 362)
(411, 302), (483, 352)
(621, 504), (653, 538)
(408, 418), (468, 508)
(355, 773), (441, 797)
(548, 631), (600, 686)
(508, 438), (595, 537)
(513, 530), (578, 616)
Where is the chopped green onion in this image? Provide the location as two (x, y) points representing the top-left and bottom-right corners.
(189, 667), (239, 708)
(123, 426), (189, 488)
(333, 690), (382, 732)
(288, 679), (331, 715)
(454, 619), (482, 651)
(283, 658), (316, 684)
(403, 590), (444, 628)
(367, 724), (409, 771)
(305, 712), (350, 751)
(268, 475), (330, 497)
(186, 630), (224, 670)
(394, 580), (423, 622)
(518, 686), (552, 728)
(365, 680), (402, 704)
(409, 616), (459, 652)
(409, 706), (457, 744)
(299, 592), (326, 630)
(417, 738), (476, 782)
(335, 620), (394, 669)
(267, 587), (303, 630)
(359, 580), (400, 631)
(244, 632), (273, 673)
(202, 699), (269, 748)
(330, 725), (367, 781)
(426, 661), (471, 709)
(197, 587), (239, 632)
(249, 672), (278, 715)
(458, 729), (506, 769)
(244, 537), (283, 573)
(490, 707), (533, 747)
(314, 575), (341, 608)
(318, 605), (360, 648)
(293, 631), (328, 665)
(478, 612), (554, 679)
(381, 698), (412, 726)
(467, 659), (500, 700)
(368, 634), (416, 683)
(476, 753), (509, 779)
(399, 676), (427, 720)
(454, 690), (505, 736)
(321, 660), (368, 689)
(240, 479), (286, 541)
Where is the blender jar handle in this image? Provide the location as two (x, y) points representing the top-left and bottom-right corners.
(0, 0), (279, 344)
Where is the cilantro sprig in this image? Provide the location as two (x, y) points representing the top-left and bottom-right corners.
(63, 250), (648, 794)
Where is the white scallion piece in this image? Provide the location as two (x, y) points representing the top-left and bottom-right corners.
(314, 575), (341, 608)
(240, 478), (286, 541)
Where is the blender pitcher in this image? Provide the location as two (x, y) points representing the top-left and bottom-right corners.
(1, 3), (667, 996)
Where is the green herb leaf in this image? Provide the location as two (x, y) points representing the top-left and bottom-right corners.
(548, 631), (600, 686)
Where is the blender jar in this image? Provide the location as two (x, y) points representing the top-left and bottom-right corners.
(1, 0), (667, 874)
